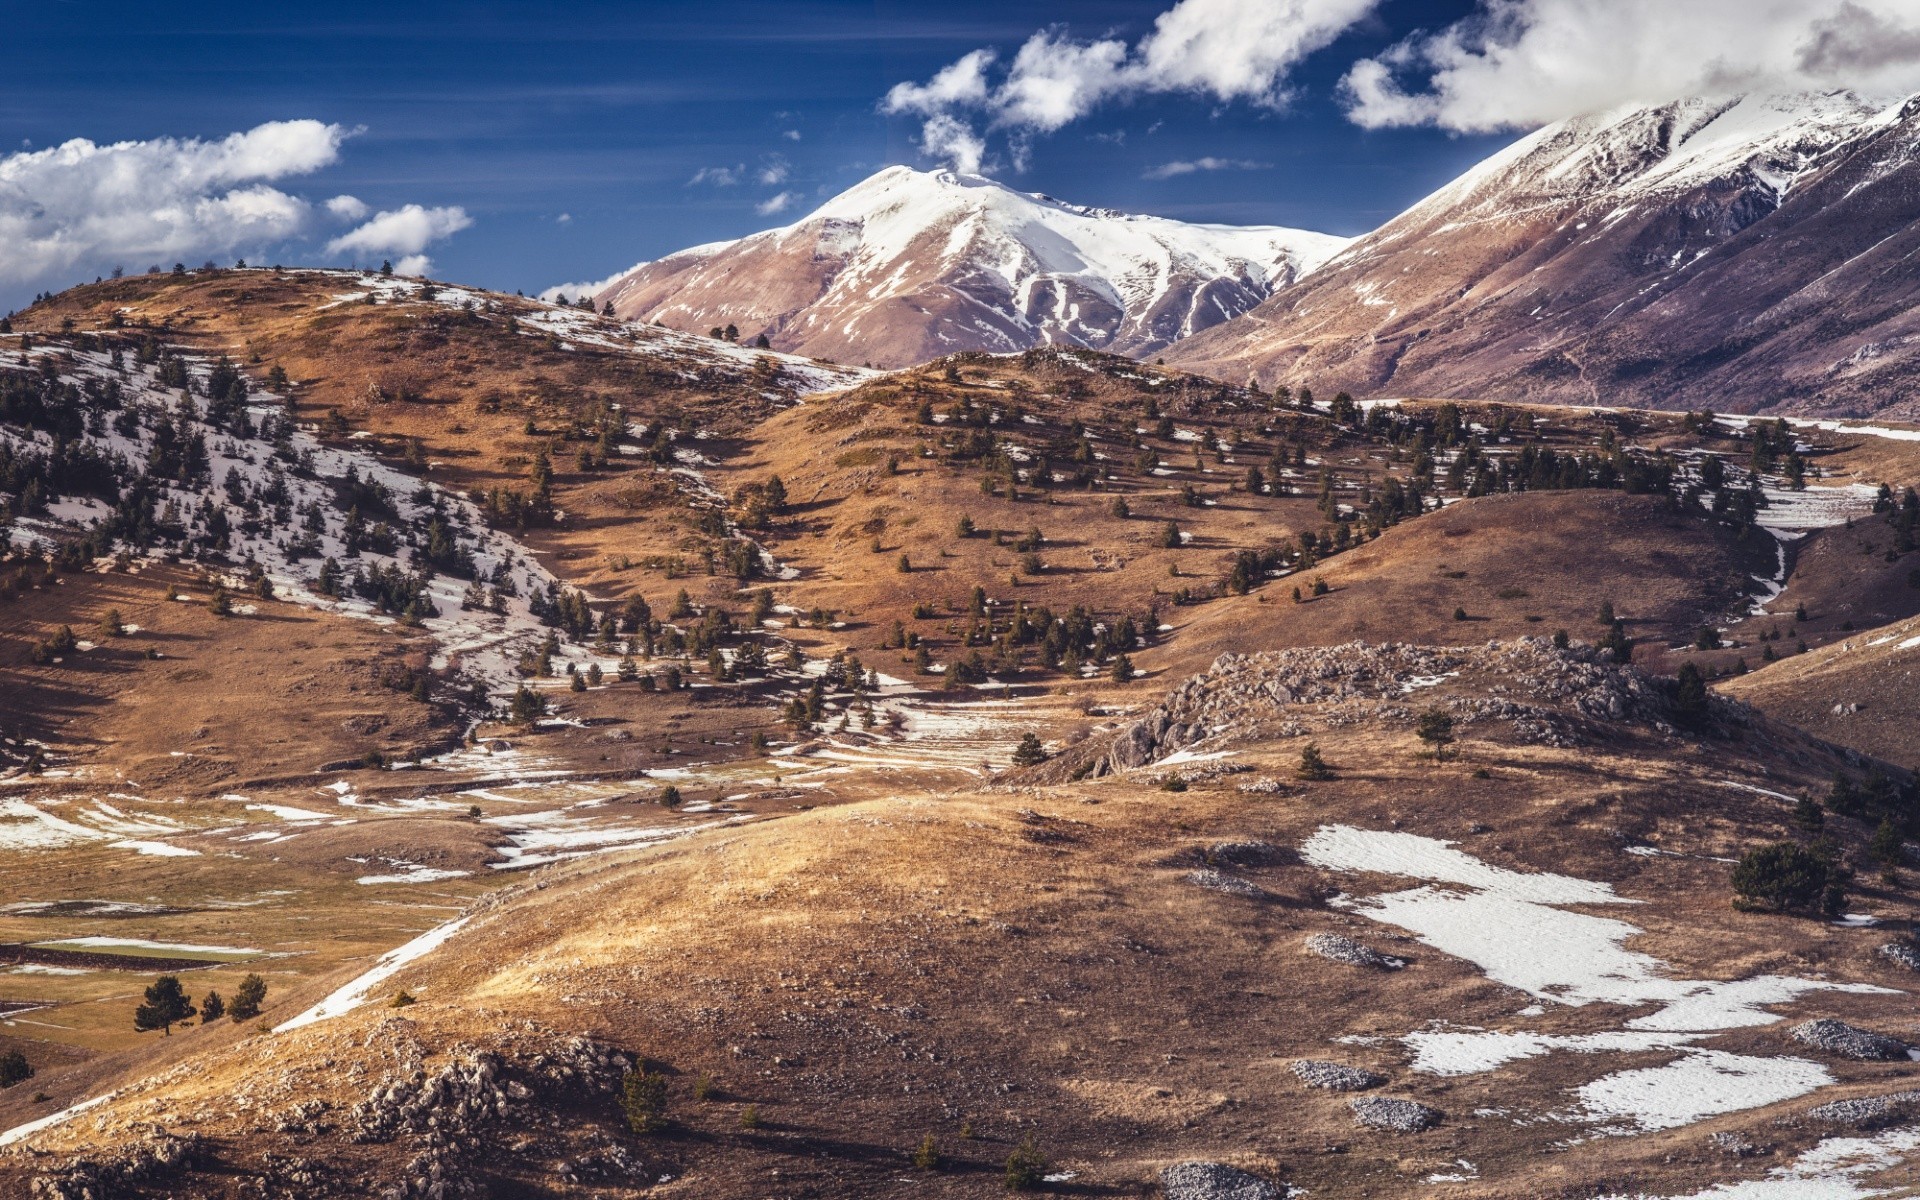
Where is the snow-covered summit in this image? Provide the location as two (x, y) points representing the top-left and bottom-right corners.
(1385, 91), (1898, 239)
(1166, 88), (1920, 419)
(577, 165), (1348, 368)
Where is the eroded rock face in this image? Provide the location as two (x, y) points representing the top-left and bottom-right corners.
(1090, 638), (1717, 776)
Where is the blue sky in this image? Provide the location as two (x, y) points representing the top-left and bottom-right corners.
(8, 0), (1911, 310)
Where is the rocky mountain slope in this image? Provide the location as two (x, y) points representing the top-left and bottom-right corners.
(578, 166), (1348, 368)
(1165, 91), (1920, 418)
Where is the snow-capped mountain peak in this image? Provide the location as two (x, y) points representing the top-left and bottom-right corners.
(577, 166), (1349, 368)
(1166, 88), (1920, 419)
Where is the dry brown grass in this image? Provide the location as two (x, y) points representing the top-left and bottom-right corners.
(8, 700), (1917, 1198)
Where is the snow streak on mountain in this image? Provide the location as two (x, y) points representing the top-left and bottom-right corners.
(579, 167), (1349, 368)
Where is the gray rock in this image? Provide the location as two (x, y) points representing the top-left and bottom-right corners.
(1291, 1060), (1385, 1091)
(1806, 1091), (1920, 1127)
(1710, 1130), (1758, 1157)
(1305, 932), (1404, 969)
(1188, 870), (1267, 899)
(1349, 1096), (1441, 1132)
(1160, 1161), (1281, 1200)
(1790, 1018), (1912, 1061)
(1209, 840), (1280, 866)
(1879, 942), (1920, 972)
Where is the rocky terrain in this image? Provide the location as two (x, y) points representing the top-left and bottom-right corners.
(2, 267), (1920, 1197)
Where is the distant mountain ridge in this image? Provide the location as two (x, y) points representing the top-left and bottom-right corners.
(1164, 91), (1920, 418)
(574, 166), (1349, 368)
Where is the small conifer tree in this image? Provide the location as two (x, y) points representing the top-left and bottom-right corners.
(134, 975), (194, 1035)
(1010, 732), (1047, 767)
(1296, 741), (1333, 781)
(229, 973), (268, 1021)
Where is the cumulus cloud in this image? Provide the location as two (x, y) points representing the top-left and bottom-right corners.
(757, 156), (791, 185)
(324, 204), (472, 274)
(755, 191), (799, 216)
(325, 194), (369, 221)
(689, 165), (743, 186)
(883, 0), (1381, 171)
(1143, 156), (1270, 179)
(0, 119), (346, 287)
(1341, 0), (1920, 132)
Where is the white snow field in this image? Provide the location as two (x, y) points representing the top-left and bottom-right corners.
(1302, 825), (1899, 1132)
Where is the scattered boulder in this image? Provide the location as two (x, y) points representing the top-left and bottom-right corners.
(1188, 870), (1268, 899)
(1208, 840), (1281, 867)
(1709, 1131), (1759, 1157)
(1291, 1060), (1385, 1091)
(1879, 942), (1920, 972)
(1160, 1161), (1281, 1200)
(1806, 1092), (1920, 1128)
(1349, 1097), (1441, 1132)
(1789, 1019), (1912, 1061)
(1083, 638), (1733, 775)
(1305, 933), (1404, 969)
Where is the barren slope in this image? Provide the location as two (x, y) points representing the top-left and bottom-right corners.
(1166, 92), (1920, 418)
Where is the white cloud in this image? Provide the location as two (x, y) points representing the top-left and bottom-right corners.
(757, 157), (790, 185)
(782, 129), (802, 141)
(0, 119), (346, 286)
(689, 165), (743, 186)
(556, 212), (572, 224)
(755, 191), (800, 216)
(324, 204), (472, 262)
(393, 254), (433, 277)
(1341, 0), (1920, 132)
(325, 194), (370, 221)
(884, 48), (999, 117)
(918, 114), (989, 174)
(883, 0), (1381, 170)
(1143, 156), (1270, 179)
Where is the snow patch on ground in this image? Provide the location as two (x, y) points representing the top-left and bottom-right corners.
(1302, 824), (1899, 1132)
(275, 915), (471, 1032)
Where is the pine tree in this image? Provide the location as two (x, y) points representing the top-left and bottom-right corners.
(1672, 662), (1710, 727)
(1296, 741), (1333, 781)
(1005, 1136), (1048, 1191)
(1010, 732), (1047, 767)
(1792, 794), (1825, 833)
(509, 684), (546, 726)
(1871, 818), (1905, 868)
(913, 1134), (942, 1170)
(0, 1050), (32, 1088)
(1109, 653), (1134, 683)
(1415, 707), (1455, 759)
(134, 975), (194, 1035)
(199, 990), (226, 1022)
(621, 1068), (669, 1133)
(229, 973), (267, 1021)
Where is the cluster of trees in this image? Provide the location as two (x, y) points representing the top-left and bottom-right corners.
(133, 972), (268, 1035)
(1733, 769), (1918, 917)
